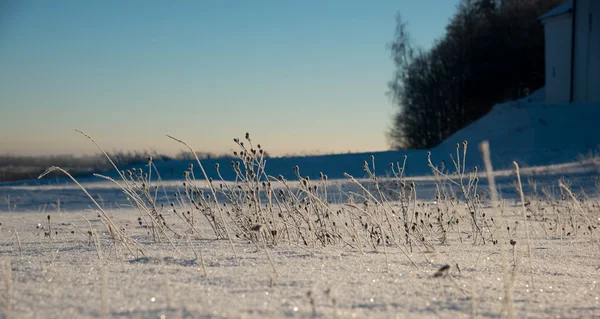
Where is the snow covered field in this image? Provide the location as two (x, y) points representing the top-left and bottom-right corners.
(1, 94), (600, 318)
(0, 205), (598, 319)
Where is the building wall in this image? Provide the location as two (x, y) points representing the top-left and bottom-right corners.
(543, 14), (572, 104)
(573, 0), (600, 103)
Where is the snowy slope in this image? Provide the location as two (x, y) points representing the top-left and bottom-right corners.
(435, 88), (600, 170)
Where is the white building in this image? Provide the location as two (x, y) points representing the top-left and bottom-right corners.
(540, 0), (599, 104)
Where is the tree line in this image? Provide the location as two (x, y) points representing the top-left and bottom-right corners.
(387, 0), (565, 149)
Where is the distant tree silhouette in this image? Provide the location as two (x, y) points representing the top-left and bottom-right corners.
(387, 0), (564, 149)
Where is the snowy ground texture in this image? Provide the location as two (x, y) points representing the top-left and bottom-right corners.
(0, 196), (599, 319)
(0, 92), (600, 318)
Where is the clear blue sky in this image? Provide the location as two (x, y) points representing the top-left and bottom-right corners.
(0, 0), (458, 157)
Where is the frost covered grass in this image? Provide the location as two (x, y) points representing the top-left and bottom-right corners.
(0, 132), (599, 318)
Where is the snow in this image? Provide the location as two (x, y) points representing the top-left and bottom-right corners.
(538, 0), (572, 21)
(434, 88), (600, 168)
(1, 90), (600, 318)
(0, 205), (598, 318)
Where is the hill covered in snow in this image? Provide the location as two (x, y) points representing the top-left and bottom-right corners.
(437, 88), (600, 170)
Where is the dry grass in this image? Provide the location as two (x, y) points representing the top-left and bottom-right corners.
(0, 132), (598, 318)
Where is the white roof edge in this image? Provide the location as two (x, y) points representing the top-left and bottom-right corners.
(538, 0), (572, 21)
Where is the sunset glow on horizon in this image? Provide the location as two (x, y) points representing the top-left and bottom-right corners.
(0, 0), (458, 157)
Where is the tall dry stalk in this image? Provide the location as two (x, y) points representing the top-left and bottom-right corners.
(513, 161), (535, 289)
(39, 167), (145, 256)
(166, 134), (237, 260)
